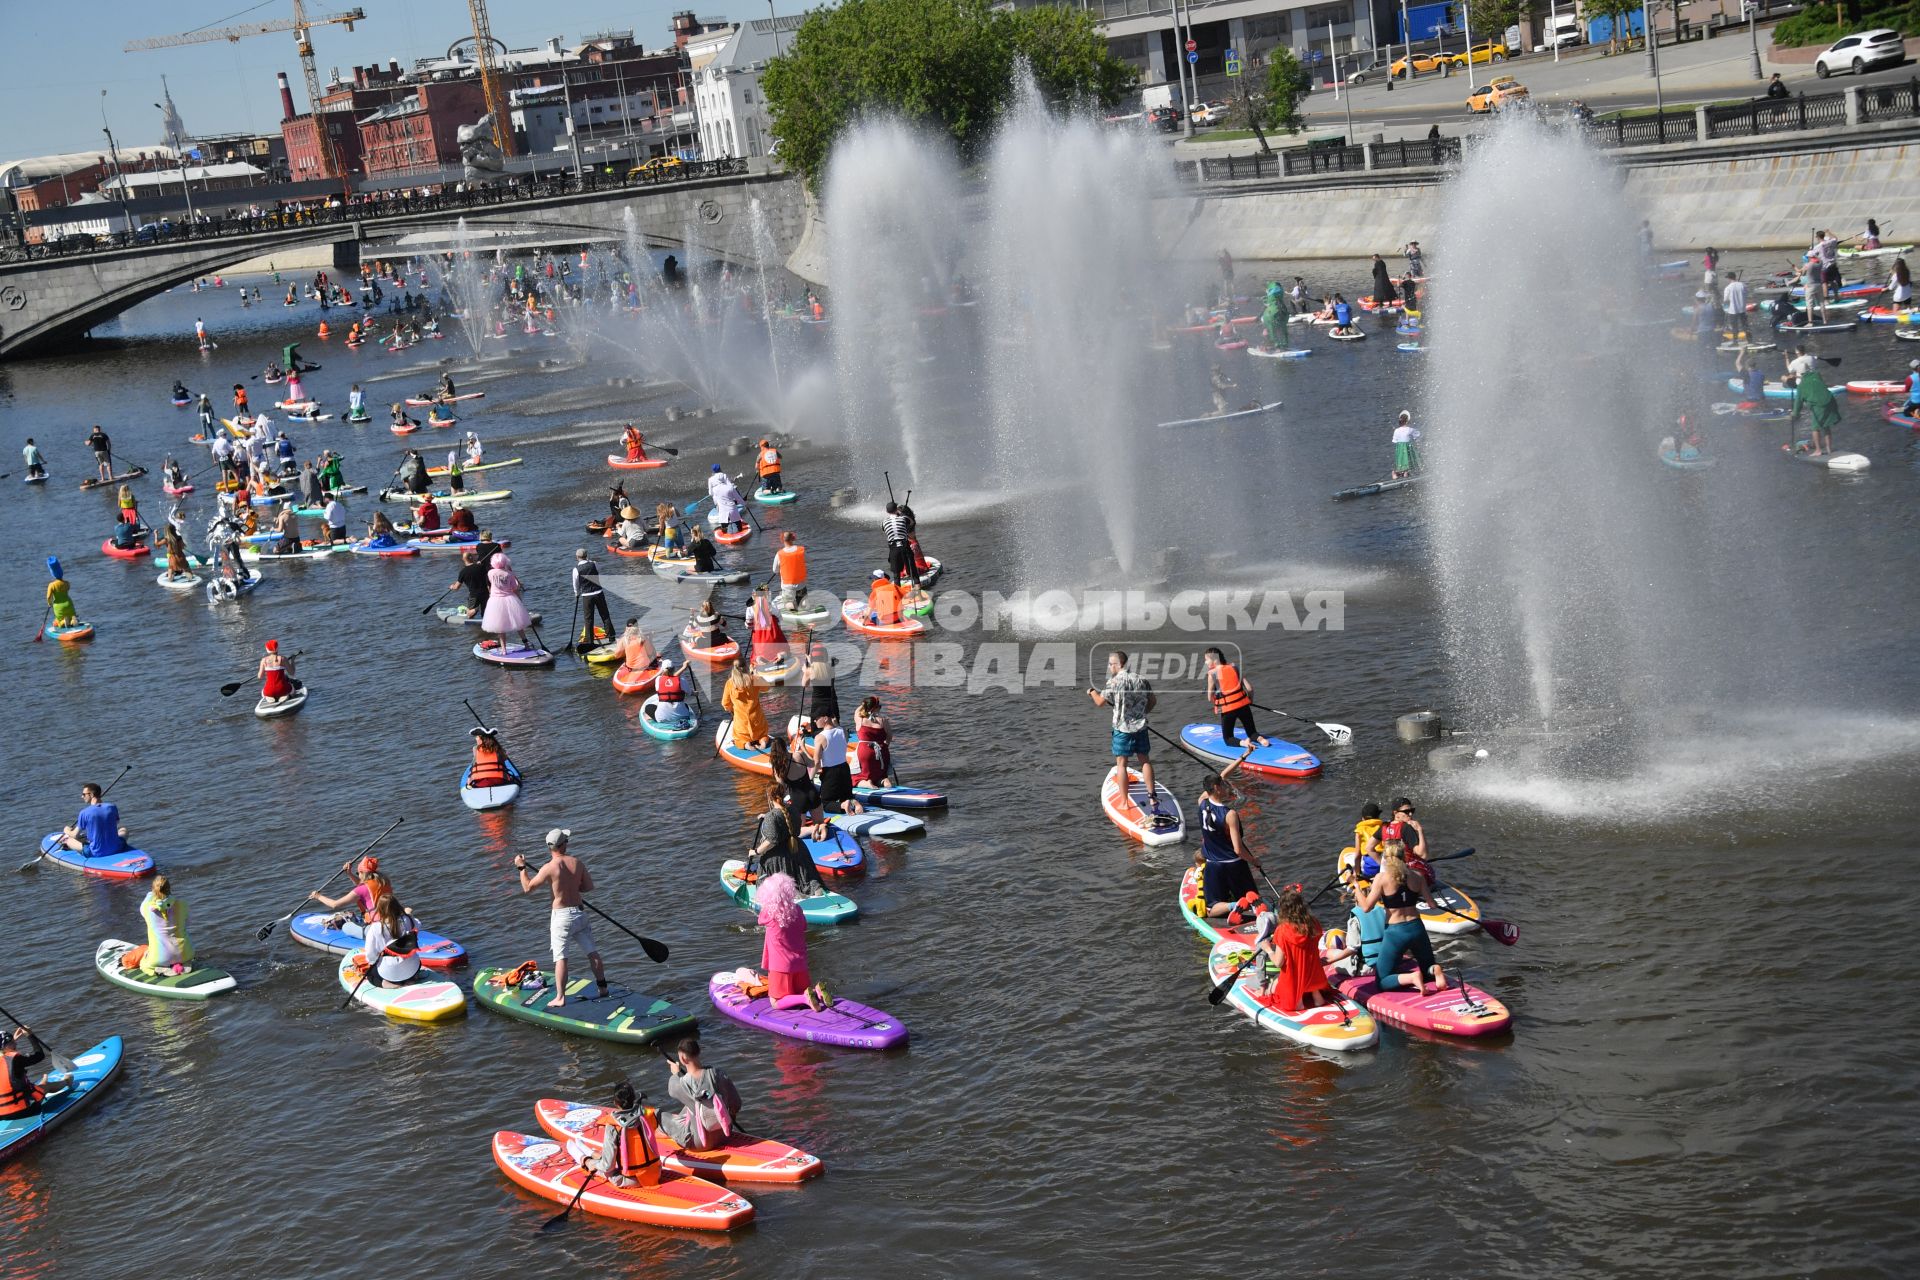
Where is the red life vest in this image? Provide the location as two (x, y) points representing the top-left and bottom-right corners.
(657, 671), (683, 703)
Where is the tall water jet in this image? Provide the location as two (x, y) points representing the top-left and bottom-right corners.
(441, 218), (491, 359)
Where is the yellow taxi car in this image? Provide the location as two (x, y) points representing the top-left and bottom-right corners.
(1466, 76), (1529, 112)
(1389, 50), (1455, 77)
(1449, 40), (1509, 67)
(626, 155), (684, 180)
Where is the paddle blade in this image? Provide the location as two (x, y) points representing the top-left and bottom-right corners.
(1431, 847), (1475, 862)
(1318, 722), (1354, 745)
(1482, 919), (1520, 946)
(639, 935), (670, 964)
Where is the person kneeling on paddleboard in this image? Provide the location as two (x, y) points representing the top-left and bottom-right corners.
(570, 1080), (660, 1189)
(749, 786), (825, 895)
(258, 639), (297, 702)
(1196, 775), (1264, 921)
(689, 525), (719, 574)
(867, 571), (903, 625)
(1089, 650), (1170, 824)
(469, 728), (511, 790)
(851, 697), (895, 789)
(1354, 845), (1445, 996)
(659, 1038), (744, 1150)
(1250, 888), (1340, 1011)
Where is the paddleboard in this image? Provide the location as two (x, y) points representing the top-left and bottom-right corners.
(1725, 377), (1791, 400)
(656, 565), (750, 585)
(1845, 380), (1904, 395)
(1787, 449), (1870, 471)
(1324, 953), (1511, 1038)
(254, 682), (308, 718)
(491, 1130), (753, 1230)
(1883, 406), (1920, 429)
(472, 968), (698, 1045)
(1247, 347), (1311, 359)
(380, 488), (511, 504)
(851, 782), (947, 809)
(1326, 329), (1368, 342)
(44, 621), (96, 643)
(682, 628), (740, 664)
(289, 911), (467, 968)
(100, 537), (151, 560)
(1177, 725), (1322, 779)
(1158, 401), (1282, 429)
(608, 454), (669, 470)
(1777, 320), (1858, 333)
(460, 759), (522, 811)
(472, 641), (556, 667)
(1334, 474), (1422, 500)
(613, 664), (662, 697)
(720, 859), (858, 924)
(94, 939), (236, 1000)
(350, 540), (418, 557)
(713, 719), (773, 776)
(436, 604), (540, 628)
(336, 953), (466, 1023)
(826, 807), (925, 838)
(639, 694), (698, 740)
(753, 486), (798, 504)
(806, 828), (865, 875)
(426, 457), (520, 477)
(840, 599), (926, 637)
(775, 598), (834, 628)
(534, 1098), (822, 1184)
(1839, 243), (1912, 257)
(1207, 940), (1378, 1051)
(1100, 766), (1184, 846)
(0, 1036), (123, 1163)
(156, 572), (203, 592)
(78, 469), (147, 490)
(36, 834), (153, 879)
(707, 971), (907, 1049)
(1396, 342), (1426, 353)
(404, 392), (485, 405)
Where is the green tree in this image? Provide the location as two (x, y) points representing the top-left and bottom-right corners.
(1264, 49), (1307, 134)
(762, 0), (1133, 189)
(1584, 0), (1641, 50)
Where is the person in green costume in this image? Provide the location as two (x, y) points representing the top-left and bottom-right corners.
(1260, 281), (1284, 351)
(1787, 370), (1841, 458)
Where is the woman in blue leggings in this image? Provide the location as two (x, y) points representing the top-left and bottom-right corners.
(1356, 845), (1444, 994)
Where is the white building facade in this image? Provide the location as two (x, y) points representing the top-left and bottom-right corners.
(688, 14), (804, 160)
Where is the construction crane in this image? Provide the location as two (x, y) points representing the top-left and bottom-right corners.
(126, 3), (367, 179)
(466, 0), (516, 159)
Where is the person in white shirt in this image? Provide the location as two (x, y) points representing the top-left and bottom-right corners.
(1391, 410), (1423, 479)
(1721, 271), (1747, 323)
(806, 710), (863, 817)
(322, 495), (348, 545)
(1786, 347), (1816, 380)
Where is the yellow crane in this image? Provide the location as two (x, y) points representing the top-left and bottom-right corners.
(126, 3), (367, 179)
(466, 0), (517, 159)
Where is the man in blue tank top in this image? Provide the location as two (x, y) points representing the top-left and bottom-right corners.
(1195, 775), (1265, 919)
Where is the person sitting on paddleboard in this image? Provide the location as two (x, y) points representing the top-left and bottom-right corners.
(390, 403), (418, 432)
(515, 829), (609, 1009)
(1902, 360), (1920, 417)
(366, 511), (400, 547)
(357, 893), (421, 989)
(611, 505), (648, 551)
(748, 786), (823, 894)
(569, 1079), (660, 1189)
(659, 1038), (744, 1150)
(311, 856), (396, 938)
(1195, 774), (1264, 921)
(1204, 648), (1271, 761)
(172, 379), (190, 402)
(1351, 802), (1387, 877)
(653, 656), (694, 728)
(258, 639), (296, 702)
(448, 503), (477, 536)
(438, 372), (457, 401)
(688, 524), (719, 574)
(1, 1027), (49, 1118)
(1089, 650), (1168, 823)
(1251, 888), (1339, 1011)
(1383, 798), (1427, 862)
(851, 696), (895, 789)
(867, 570), (903, 625)
(415, 494), (442, 534)
(60, 780), (127, 857)
(1391, 411), (1423, 479)
(1354, 844), (1444, 996)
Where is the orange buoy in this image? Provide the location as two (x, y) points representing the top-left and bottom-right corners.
(317, 321), (331, 338)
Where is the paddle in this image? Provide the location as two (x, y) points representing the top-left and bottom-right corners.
(20, 764), (133, 873)
(0, 1005), (76, 1078)
(255, 817), (404, 941)
(1207, 938), (1266, 1006)
(1144, 725), (1246, 794)
(566, 595), (581, 654)
(1240, 701), (1352, 746)
(422, 584), (459, 615)
(28, 601), (51, 644)
(221, 651), (302, 697)
(518, 857), (670, 963)
(539, 1169), (598, 1233)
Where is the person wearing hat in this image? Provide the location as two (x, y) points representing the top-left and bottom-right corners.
(468, 726), (511, 790)
(44, 557), (79, 631)
(708, 466), (747, 533)
(614, 504), (649, 551)
(1390, 411), (1422, 480)
(754, 439), (783, 494)
(513, 829), (608, 1009)
(255, 639), (299, 704)
(573, 548), (615, 646)
(447, 501), (478, 536)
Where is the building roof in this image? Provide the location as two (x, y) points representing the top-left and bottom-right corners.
(0, 147), (178, 188)
(100, 162), (265, 193)
(358, 97), (426, 126)
(708, 15), (805, 73)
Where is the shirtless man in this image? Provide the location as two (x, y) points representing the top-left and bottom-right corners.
(513, 828), (607, 1008)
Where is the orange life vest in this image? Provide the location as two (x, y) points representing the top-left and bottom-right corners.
(612, 1114), (662, 1185)
(1211, 662), (1251, 714)
(870, 579), (901, 624)
(469, 744), (508, 788)
(757, 447), (780, 476)
(0, 1055), (43, 1117)
(775, 544), (807, 584)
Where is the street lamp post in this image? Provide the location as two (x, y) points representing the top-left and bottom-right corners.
(1550, 0), (1562, 63)
(1748, 3), (1763, 79)
(560, 70), (584, 178)
(1178, 0), (1196, 140)
(98, 91), (133, 237)
(1645, 0), (1666, 131)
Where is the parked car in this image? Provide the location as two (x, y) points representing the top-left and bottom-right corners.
(1448, 40), (1509, 67)
(1466, 76), (1530, 113)
(1389, 50), (1455, 77)
(133, 220), (174, 244)
(626, 155), (684, 179)
(1346, 54), (1398, 85)
(1814, 28), (1905, 77)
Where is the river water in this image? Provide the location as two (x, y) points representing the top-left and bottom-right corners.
(1, 258), (1916, 1278)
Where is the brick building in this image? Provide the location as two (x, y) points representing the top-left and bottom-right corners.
(357, 80), (488, 177)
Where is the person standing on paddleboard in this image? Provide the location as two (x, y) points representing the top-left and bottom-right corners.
(59, 779), (128, 858)
(1089, 650), (1167, 821)
(22, 438), (46, 481)
(482, 552), (537, 654)
(1391, 411), (1423, 479)
(755, 439), (784, 493)
(1203, 648), (1271, 760)
(573, 549), (615, 647)
(775, 531), (809, 607)
(453, 546), (489, 619)
(514, 829), (608, 1009)
(1195, 775), (1265, 920)
(85, 425), (113, 484)
(1370, 254), (1398, 307)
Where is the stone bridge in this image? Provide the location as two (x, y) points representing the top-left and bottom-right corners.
(0, 169), (807, 360)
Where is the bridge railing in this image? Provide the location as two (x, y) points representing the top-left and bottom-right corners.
(1, 158), (750, 264)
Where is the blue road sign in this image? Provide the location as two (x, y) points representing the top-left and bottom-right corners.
(1187, 50), (1199, 63)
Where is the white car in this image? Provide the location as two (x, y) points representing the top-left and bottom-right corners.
(1814, 28), (1905, 78)
(1190, 100), (1230, 124)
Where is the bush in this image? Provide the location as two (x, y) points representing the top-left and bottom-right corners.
(1774, 2), (1920, 47)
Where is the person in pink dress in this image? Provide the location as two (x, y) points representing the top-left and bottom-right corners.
(755, 872), (828, 1011)
(481, 552), (537, 654)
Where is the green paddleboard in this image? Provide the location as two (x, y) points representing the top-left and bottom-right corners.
(471, 968), (696, 1045)
(94, 939), (237, 1001)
